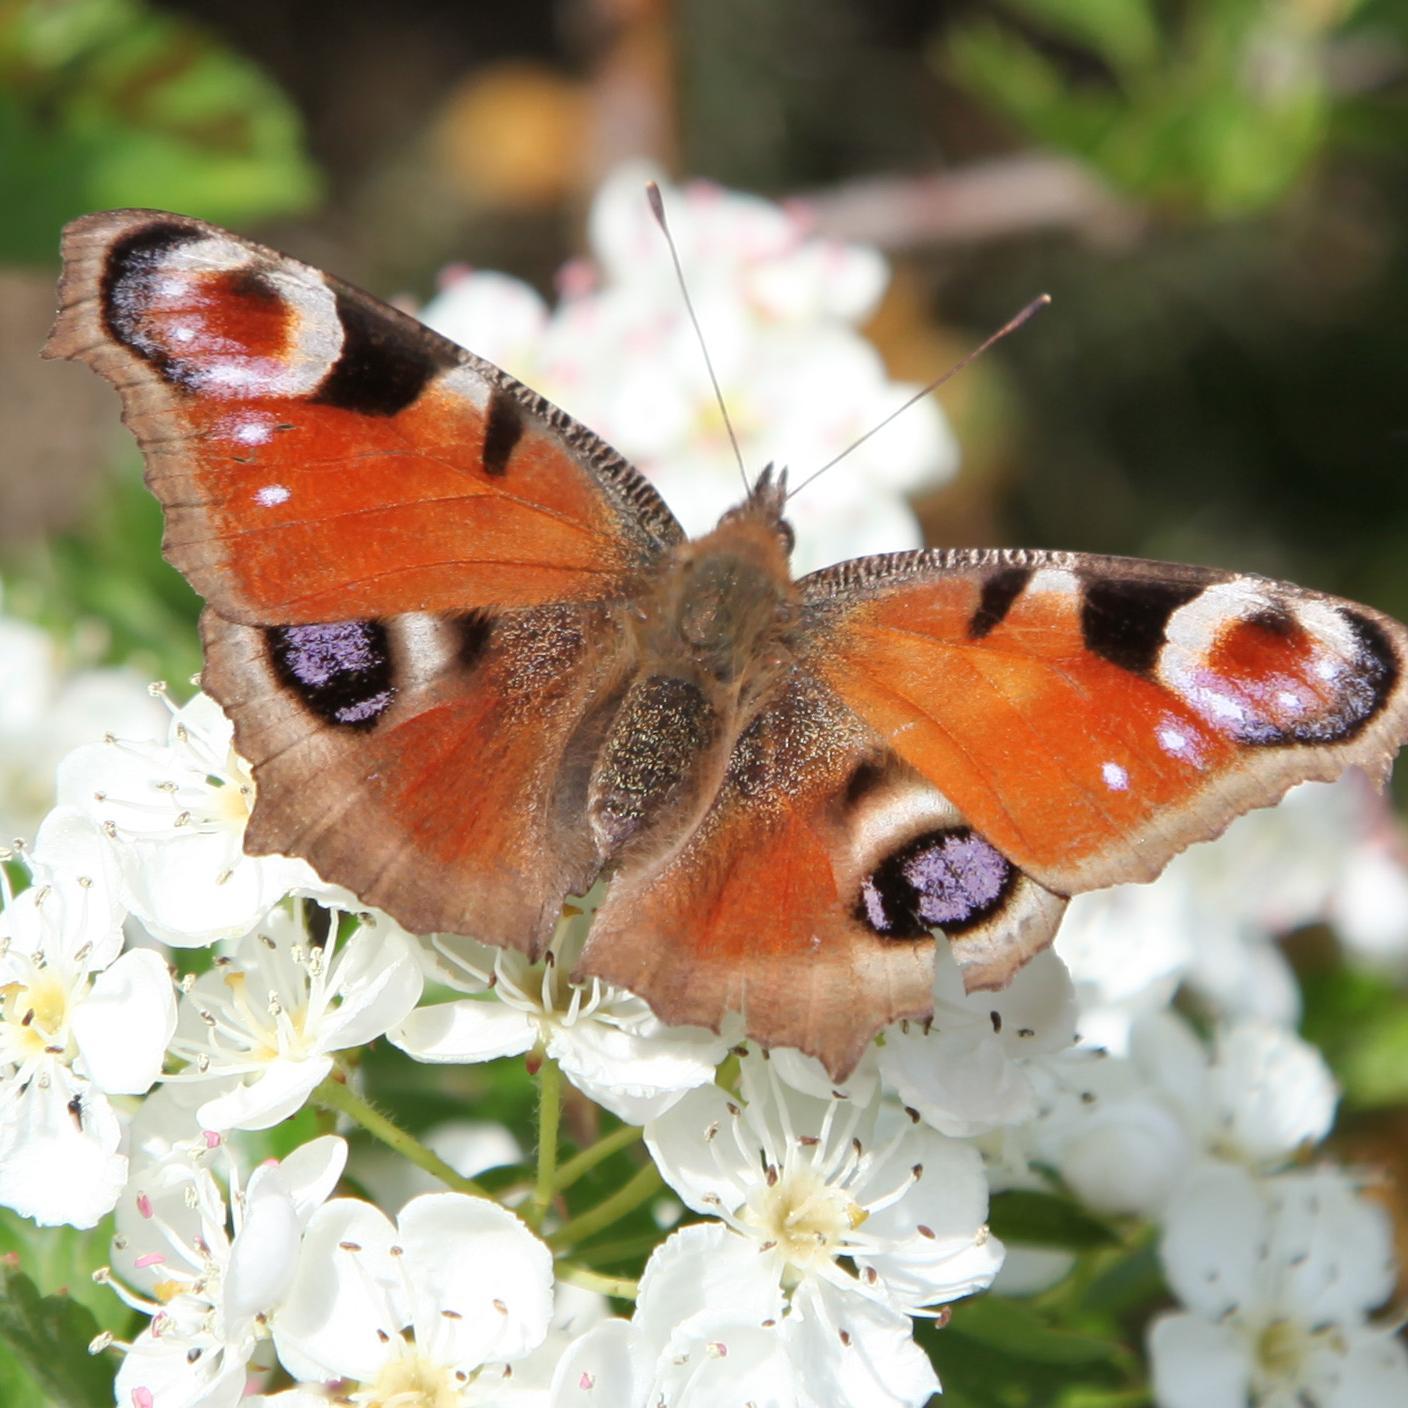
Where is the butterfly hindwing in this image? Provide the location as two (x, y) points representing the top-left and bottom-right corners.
(577, 669), (1066, 1075)
(798, 549), (1408, 912)
(44, 209), (682, 625)
(202, 599), (631, 954)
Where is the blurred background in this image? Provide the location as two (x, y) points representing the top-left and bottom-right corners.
(3, 0), (1408, 1399)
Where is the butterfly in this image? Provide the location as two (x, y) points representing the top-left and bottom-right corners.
(45, 209), (1408, 1079)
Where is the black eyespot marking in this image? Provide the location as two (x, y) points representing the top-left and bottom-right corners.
(481, 387), (525, 476)
(313, 291), (455, 417)
(969, 567), (1031, 640)
(101, 222), (205, 378)
(223, 266), (281, 309)
(857, 827), (1015, 939)
(267, 619), (396, 729)
(454, 610), (496, 672)
(1246, 604), (1297, 638)
(842, 759), (888, 810)
(1274, 607), (1399, 746)
(1081, 577), (1203, 675)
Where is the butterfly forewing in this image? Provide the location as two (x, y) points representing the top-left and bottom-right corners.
(798, 548), (1408, 907)
(44, 209), (681, 625)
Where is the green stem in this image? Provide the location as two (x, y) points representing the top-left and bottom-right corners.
(553, 1122), (642, 1193)
(312, 1075), (491, 1201)
(555, 1261), (640, 1302)
(525, 1055), (563, 1230)
(550, 1161), (662, 1251)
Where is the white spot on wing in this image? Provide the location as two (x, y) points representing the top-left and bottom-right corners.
(255, 484), (290, 507)
(1101, 761), (1129, 792)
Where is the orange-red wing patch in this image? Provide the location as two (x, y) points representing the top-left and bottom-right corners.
(45, 210), (681, 626)
(800, 552), (1408, 896)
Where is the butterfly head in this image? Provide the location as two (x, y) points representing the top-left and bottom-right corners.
(719, 462), (795, 559)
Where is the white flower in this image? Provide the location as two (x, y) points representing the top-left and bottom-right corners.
(875, 945), (1077, 1137)
(104, 1134), (347, 1408)
(0, 606), (166, 841)
(1060, 776), (1408, 1041)
(636, 1058), (1000, 1405)
(421, 164), (958, 571)
(272, 1191), (554, 1402)
(58, 691), (329, 946)
(1150, 1164), (1408, 1408)
(0, 807), (175, 1227)
(1031, 1012), (1338, 1221)
(392, 911), (726, 1124)
(551, 1223), (941, 1408)
(167, 902), (423, 1131)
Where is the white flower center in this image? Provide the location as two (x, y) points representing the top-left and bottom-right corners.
(1252, 1317), (1342, 1392)
(740, 1163), (868, 1276)
(0, 970), (72, 1061)
(354, 1350), (462, 1408)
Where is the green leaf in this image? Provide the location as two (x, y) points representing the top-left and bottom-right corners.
(1301, 963), (1408, 1109)
(997, 0), (1161, 74)
(0, 0), (319, 264)
(0, 1210), (128, 1338)
(0, 1266), (115, 1407)
(988, 1189), (1121, 1251)
(948, 1295), (1129, 1367)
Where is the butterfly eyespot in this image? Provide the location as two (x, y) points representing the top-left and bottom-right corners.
(266, 620), (396, 730)
(858, 828), (1014, 940)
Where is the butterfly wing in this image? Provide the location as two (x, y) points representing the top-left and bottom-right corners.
(578, 670), (1067, 1077)
(47, 210), (677, 952)
(44, 209), (682, 624)
(798, 548), (1408, 910)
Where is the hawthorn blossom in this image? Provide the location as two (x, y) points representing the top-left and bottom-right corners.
(1059, 776), (1408, 1044)
(0, 605), (166, 840)
(392, 909), (727, 1123)
(422, 164), (958, 571)
(634, 1057), (1001, 1405)
(875, 945), (1078, 1137)
(1030, 1012), (1338, 1221)
(1149, 1164), (1408, 1407)
(0, 806), (174, 1227)
(166, 901), (423, 1131)
(552, 1223), (937, 1408)
(102, 1134), (347, 1408)
(272, 1191), (554, 1402)
(58, 691), (330, 947)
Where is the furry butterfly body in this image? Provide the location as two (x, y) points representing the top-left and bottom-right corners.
(46, 209), (1408, 1078)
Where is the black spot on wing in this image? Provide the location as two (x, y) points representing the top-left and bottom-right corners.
(454, 610), (496, 671)
(968, 567), (1032, 640)
(1081, 577), (1203, 675)
(481, 387), (525, 476)
(267, 619), (396, 730)
(313, 291), (455, 416)
(842, 759), (889, 810)
(1282, 607), (1399, 746)
(101, 221), (204, 380)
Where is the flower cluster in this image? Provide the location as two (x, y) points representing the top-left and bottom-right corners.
(3, 172), (1407, 1408)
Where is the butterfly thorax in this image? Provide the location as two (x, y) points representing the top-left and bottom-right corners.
(586, 489), (798, 862)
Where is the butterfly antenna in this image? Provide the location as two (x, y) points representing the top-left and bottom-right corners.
(786, 292), (1052, 503)
(646, 181), (751, 498)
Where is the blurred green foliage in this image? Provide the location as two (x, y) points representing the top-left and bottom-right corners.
(0, 0), (319, 263)
(944, 0), (1366, 216)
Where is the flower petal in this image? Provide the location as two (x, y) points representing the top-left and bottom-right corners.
(391, 997), (538, 1064)
(71, 947), (176, 1095)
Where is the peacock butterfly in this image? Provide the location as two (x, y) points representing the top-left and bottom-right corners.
(44, 209), (1408, 1078)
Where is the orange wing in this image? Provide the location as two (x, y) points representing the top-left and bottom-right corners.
(578, 671), (1066, 1078)
(44, 210), (680, 624)
(798, 549), (1408, 902)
